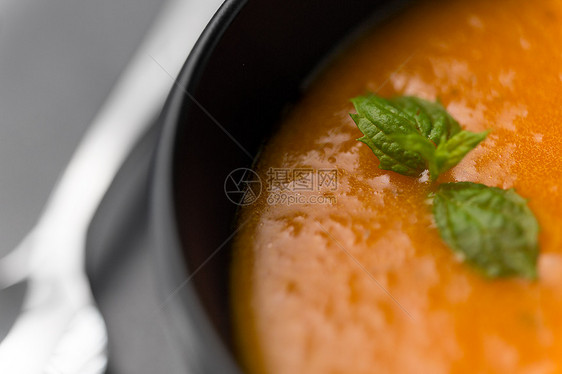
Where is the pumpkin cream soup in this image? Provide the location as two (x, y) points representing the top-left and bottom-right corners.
(231, 0), (562, 373)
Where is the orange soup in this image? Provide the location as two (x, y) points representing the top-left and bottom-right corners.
(231, 0), (562, 372)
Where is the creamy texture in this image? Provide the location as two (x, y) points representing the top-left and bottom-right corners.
(231, 0), (562, 373)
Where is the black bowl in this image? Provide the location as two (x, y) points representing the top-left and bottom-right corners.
(151, 0), (407, 372)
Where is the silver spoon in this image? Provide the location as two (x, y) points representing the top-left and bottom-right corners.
(0, 0), (223, 372)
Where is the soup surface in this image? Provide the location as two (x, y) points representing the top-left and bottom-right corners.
(231, 0), (562, 373)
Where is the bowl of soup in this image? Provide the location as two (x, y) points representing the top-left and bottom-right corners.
(151, 0), (562, 373)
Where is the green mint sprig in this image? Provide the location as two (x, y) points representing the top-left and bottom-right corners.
(351, 94), (487, 181)
(350, 93), (539, 279)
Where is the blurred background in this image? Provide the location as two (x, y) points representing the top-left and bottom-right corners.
(0, 0), (217, 372)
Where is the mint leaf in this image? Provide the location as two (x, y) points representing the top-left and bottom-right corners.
(432, 182), (539, 279)
(434, 130), (488, 172)
(351, 94), (487, 180)
(351, 96), (426, 176)
(388, 96), (461, 144)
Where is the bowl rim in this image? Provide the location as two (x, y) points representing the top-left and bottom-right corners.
(150, 0), (246, 372)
